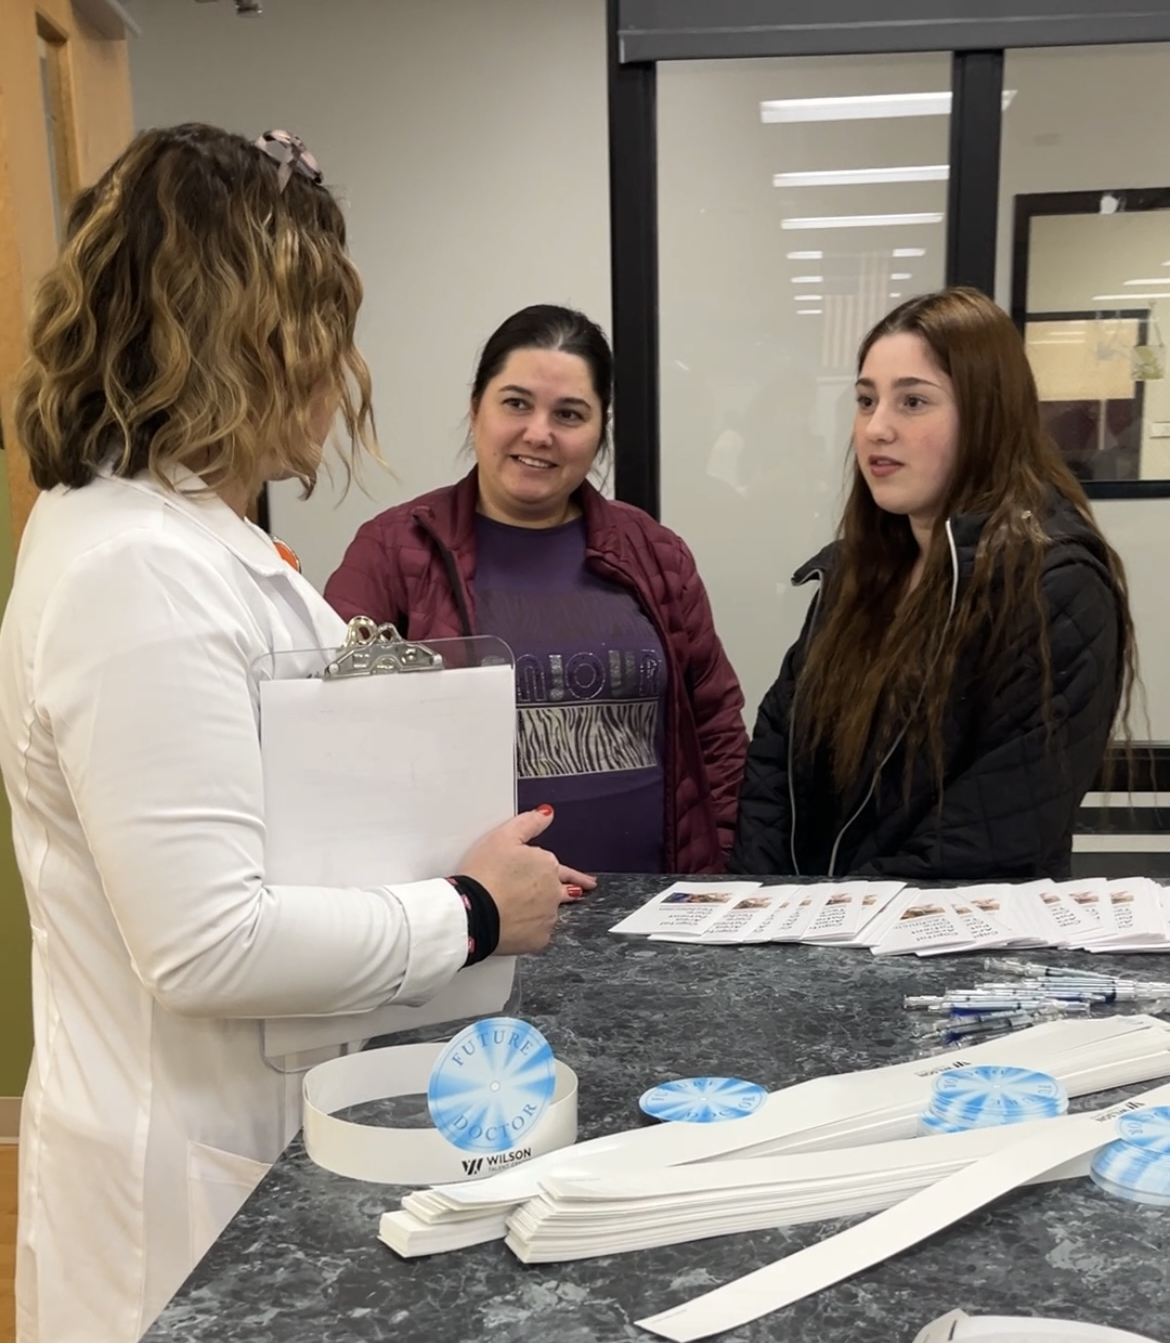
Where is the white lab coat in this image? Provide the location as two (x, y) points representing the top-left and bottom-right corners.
(0, 467), (470, 1343)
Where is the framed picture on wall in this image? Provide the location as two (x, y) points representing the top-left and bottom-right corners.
(1013, 187), (1170, 499)
(1025, 313), (1146, 486)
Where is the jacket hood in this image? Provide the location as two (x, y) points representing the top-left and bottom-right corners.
(792, 542), (836, 586)
(1037, 493), (1114, 569)
(790, 492), (1111, 587)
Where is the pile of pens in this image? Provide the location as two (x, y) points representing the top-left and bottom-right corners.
(904, 959), (1170, 1048)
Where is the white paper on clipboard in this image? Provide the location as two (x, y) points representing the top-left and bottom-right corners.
(257, 622), (519, 1058)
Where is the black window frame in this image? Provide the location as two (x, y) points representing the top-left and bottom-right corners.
(1012, 188), (1170, 500)
(607, 0), (1170, 518)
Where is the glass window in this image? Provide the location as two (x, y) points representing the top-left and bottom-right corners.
(657, 53), (951, 721)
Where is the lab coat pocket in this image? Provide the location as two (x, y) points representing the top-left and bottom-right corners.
(186, 1140), (270, 1267)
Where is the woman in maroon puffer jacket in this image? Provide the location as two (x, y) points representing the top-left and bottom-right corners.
(325, 305), (747, 876)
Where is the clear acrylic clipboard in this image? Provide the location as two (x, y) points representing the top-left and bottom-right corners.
(255, 616), (519, 1064)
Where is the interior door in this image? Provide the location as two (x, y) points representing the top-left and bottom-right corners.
(0, 0), (135, 544)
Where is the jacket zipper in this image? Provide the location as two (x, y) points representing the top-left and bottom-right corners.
(416, 515), (475, 638)
(823, 519), (962, 878)
(787, 575), (824, 877)
(585, 549), (681, 868)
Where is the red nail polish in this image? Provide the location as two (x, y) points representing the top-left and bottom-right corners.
(536, 803), (554, 817)
(565, 884), (583, 898)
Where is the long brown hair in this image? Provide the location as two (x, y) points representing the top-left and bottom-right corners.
(15, 123), (374, 499)
(798, 286), (1137, 792)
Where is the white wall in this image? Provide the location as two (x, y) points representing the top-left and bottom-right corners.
(127, 0), (611, 588)
(127, 14), (1170, 738)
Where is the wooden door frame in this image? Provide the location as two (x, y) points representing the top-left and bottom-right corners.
(0, 0), (135, 545)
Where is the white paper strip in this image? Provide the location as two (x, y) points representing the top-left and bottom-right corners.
(914, 1312), (1165, 1343)
(302, 1042), (578, 1186)
(537, 1119), (1064, 1201)
(378, 1206), (509, 1256)
(503, 1120), (1094, 1264)
(377, 1018), (1170, 1264)
(429, 1017), (1170, 1210)
(636, 1082), (1170, 1342)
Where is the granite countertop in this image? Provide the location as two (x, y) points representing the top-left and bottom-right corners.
(144, 874), (1170, 1343)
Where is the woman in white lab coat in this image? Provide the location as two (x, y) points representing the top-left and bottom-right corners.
(0, 123), (579, 1343)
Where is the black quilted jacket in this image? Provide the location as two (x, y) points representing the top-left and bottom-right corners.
(730, 500), (1125, 881)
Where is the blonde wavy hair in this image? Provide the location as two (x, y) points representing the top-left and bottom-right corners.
(15, 122), (374, 498)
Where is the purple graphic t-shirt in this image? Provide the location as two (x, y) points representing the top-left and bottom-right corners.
(474, 514), (667, 873)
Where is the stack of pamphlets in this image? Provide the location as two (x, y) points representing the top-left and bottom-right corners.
(608, 877), (1170, 956)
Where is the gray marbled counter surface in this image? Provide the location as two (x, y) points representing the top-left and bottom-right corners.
(144, 874), (1170, 1343)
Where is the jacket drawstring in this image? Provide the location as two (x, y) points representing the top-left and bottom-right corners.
(416, 515), (475, 638)
(824, 518), (962, 877)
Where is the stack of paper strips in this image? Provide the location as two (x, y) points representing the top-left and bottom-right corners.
(377, 1016), (1170, 1259)
(608, 877), (1170, 956)
(913, 1310), (1164, 1343)
(636, 1079), (1170, 1341)
(503, 1116), (1091, 1263)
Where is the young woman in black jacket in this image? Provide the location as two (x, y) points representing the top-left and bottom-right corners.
(732, 286), (1137, 882)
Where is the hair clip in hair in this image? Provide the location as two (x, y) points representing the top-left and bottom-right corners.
(254, 129), (324, 192)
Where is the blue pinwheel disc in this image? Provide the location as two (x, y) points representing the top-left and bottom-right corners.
(929, 1065), (1067, 1130)
(1116, 1107), (1170, 1153)
(427, 1017), (556, 1154)
(917, 1110), (965, 1136)
(1091, 1106), (1170, 1206)
(639, 1076), (767, 1124)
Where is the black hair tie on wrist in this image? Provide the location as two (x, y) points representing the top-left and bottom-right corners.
(447, 874), (500, 966)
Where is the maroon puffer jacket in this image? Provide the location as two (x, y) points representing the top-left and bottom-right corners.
(325, 469), (748, 873)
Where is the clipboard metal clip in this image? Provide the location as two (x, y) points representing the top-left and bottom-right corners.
(323, 616), (444, 679)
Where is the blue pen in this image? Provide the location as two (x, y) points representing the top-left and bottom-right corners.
(941, 998), (1083, 1014)
(983, 957), (1113, 981)
(972, 982), (1111, 1002)
(913, 1006), (1070, 1036)
(978, 977), (1170, 1002)
(907, 994), (1064, 1012)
